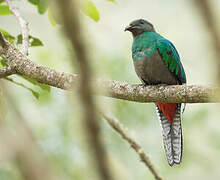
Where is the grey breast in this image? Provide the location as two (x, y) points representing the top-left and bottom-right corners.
(133, 51), (178, 85)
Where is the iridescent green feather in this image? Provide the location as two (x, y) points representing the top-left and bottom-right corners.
(156, 39), (186, 82)
(132, 32), (186, 83)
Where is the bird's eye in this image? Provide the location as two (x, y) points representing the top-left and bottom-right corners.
(140, 21), (144, 24)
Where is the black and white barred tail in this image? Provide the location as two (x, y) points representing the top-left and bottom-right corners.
(155, 103), (183, 166)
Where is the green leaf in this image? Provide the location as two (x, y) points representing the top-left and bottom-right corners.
(17, 34), (43, 47)
(5, 77), (40, 99)
(38, 88), (51, 104)
(27, 0), (39, 5)
(31, 90), (40, 99)
(30, 36), (43, 46)
(48, 8), (56, 26)
(0, 5), (12, 16)
(0, 58), (3, 68)
(107, 0), (115, 2)
(0, 56), (8, 67)
(82, 0), (100, 22)
(0, 0), (5, 4)
(0, 28), (15, 43)
(6, 75), (51, 100)
(17, 34), (22, 44)
(20, 75), (51, 92)
(38, 0), (49, 14)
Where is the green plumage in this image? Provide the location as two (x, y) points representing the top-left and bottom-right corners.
(132, 32), (186, 83)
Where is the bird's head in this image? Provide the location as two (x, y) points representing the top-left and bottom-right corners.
(125, 19), (155, 37)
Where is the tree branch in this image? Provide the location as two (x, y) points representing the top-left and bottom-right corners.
(0, 66), (15, 78)
(102, 113), (162, 180)
(99, 81), (220, 103)
(0, 32), (76, 89)
(6, 0), (29, 55)
(0, 32), (219, 103)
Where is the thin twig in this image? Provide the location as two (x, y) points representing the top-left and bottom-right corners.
(56, 0), (113, 180)
(102, 113), (162, 180)
(6, 0), (29, 55)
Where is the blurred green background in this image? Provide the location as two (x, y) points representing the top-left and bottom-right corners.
(1, 0), (220, 179)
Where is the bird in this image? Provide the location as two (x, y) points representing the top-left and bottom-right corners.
(125, 19), (186, 166)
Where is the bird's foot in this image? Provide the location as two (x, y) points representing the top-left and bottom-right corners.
(138, 83), (148, 87)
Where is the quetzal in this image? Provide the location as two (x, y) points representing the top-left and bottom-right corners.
(125, 19), (186, 166)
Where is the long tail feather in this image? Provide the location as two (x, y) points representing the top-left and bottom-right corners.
(171, 104), (182, 164)
(155, 103), (182, 166)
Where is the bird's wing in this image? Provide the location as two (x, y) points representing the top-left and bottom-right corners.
(156, 38), (186, 84)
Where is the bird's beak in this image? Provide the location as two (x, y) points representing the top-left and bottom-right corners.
(124, 25), (133, 32)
